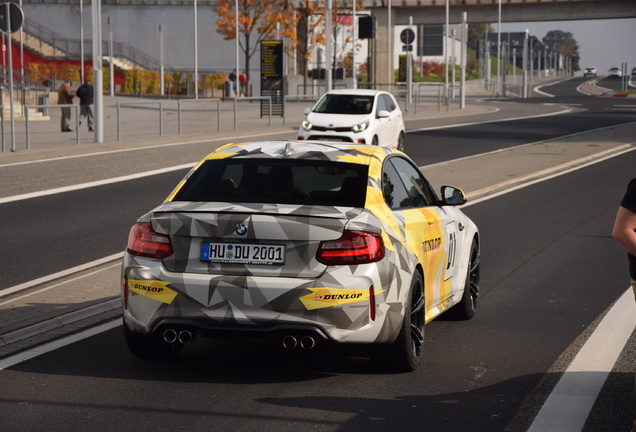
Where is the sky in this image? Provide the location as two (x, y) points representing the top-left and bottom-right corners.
(500, 18), (636, 75)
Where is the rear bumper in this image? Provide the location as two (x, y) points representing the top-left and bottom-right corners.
(121, 254), (405, 344)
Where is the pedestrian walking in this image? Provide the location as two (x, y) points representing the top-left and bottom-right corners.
(228, 69), (237, 97)
(612, 177), (636, 432)
(57, 79), (74, 132)
(76, 79), (94, 132)
(239, 70), (247, 97)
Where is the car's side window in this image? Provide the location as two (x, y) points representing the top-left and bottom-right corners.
(382, 94), (396, 112)
(376, 95), (388, 114)
(382, 160), (411, 209)
(388, 157), (437, 207)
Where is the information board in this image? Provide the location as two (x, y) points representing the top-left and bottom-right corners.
(260, 40), (283, 116)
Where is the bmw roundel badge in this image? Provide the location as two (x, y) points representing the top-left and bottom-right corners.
(236, 223), (248, 235)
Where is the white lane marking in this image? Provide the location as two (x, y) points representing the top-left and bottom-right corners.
(0, 252), (124, 299)
(0, 106), (576, 206)
(422, 122), (636, 171)
(528, 288), (636, 432)
(464, 145), (636, 207)
(0, 319), (122, 370)
(0, 129), (295, 169)
(2, 116), (636, 431)
(0, 164), (194, 205)
(406, 105), (572, 133)
(0, 262), (122, 305)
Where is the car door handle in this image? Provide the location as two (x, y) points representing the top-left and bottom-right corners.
(427, 218), (435, 225)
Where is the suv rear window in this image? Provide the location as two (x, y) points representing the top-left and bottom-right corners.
(172, 159), (368, 207)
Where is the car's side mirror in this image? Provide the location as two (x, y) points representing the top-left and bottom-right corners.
(377, 110), (390, 118)
(304, 107), (311, 115)
(441, 185), (467, 206)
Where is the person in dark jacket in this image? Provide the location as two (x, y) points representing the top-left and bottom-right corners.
(76, 79), (94, 132)
(612, 177), (636, 432)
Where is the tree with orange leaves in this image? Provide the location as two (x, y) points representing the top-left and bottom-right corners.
(294, 1), (325, 92)
(215, 0), (299, 87)
(295, 0), (364, 92)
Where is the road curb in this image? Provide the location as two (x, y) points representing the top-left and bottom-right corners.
(466, 144), (635, 200)
(601, 92), (636, 99)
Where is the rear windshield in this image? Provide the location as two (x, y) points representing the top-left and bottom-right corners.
(172, 159), (368, 207)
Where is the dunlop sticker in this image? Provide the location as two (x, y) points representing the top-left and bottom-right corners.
(127, 279), (178, 304)
(300, 287), (384, 310)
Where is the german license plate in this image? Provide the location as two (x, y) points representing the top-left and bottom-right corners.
(201, 242), (285, 265)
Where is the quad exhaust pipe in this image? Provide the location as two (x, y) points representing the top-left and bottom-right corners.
(282, 335), (317, 350)
(163, 328), (194, 345)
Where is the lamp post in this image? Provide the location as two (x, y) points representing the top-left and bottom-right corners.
(444, 0), (448, 106)
(387, 0), (391, 89)
(326, 0), (332, 92)
(91, 0), (103, 142)
(18, 0), (22, 74)
(352, 0), (356, 89)
(159, 24), (164, 96)
(460, 11), (466, 109)
(108, 16), (113, 96)
(80, 0), (84, 81)
(522, 28), (528, 98)
(235, 0), (239, 96)
(496, 0), (501, 97)
(194, 0), (198, 99)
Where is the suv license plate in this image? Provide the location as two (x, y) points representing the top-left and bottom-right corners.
(201, 242), (285, 265)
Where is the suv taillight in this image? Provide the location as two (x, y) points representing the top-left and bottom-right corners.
(126, 223), (173, 259)
(316, 230), (385, 265)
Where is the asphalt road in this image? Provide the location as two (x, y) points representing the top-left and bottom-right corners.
(1, 78), (636, 431)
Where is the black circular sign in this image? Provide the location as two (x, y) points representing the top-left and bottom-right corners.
(0, 2), (23, 33)
(400, 28), (415, 45)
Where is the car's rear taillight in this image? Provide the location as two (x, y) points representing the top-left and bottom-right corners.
(126, 222), (173, 259)
(316, 230), (385, 265)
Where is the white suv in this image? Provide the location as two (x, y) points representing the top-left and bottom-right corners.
(608, 67), (622, 78)
(298, 89), (406, 151)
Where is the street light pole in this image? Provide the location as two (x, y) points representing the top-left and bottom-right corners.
(460, 11), (466, 109)
(387, 0), (391, 89)
(352, 0), (356, 89)
(522, 28), (528, 98)
(159, 24), (164, 96)
(235, 0), (239, 95)
(444, 0), (448, 106)
(91, 0), (103, 142)
(326, 0), (332, 92)
(496, 0), (501, 97)
(80, 0), (84, 81)
(193, 0), (198, 99)
(19, 0), (22, 74)
(108, 16), (113, 96)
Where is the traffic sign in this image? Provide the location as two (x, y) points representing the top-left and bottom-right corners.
(400, 28), (415, 45)
(0, 2), (23, 33)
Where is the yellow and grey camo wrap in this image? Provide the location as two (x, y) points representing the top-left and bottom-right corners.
(121, 141), (478, 344)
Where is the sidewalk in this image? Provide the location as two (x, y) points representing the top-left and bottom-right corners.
(0, 85), (492, 164)
(3, 77), (635, 360)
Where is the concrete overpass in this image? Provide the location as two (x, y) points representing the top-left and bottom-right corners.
(365, 0), (636, 84)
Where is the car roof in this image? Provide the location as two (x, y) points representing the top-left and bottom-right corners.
(210, 140), (398, 164)
(322, 89), (387, 97)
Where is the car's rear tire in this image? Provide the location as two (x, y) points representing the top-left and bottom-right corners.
(123, 325), (183, 359)
(397, 132), (405, 152)
(369, 271), (425, 372)
(447, 237), (480, 320)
